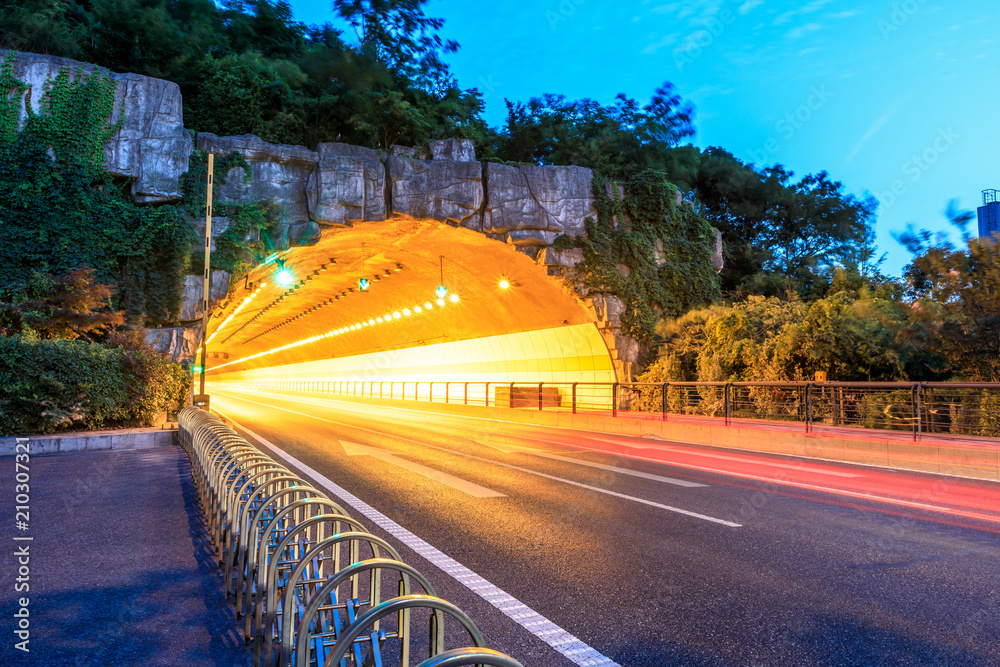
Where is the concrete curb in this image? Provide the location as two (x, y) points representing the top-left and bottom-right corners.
(0, 427), (177, 456)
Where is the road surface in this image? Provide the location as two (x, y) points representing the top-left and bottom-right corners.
(209, 387), (1000, 667)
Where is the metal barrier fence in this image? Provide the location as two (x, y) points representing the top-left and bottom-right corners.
(217, 379), (1000, 440)
(178, 407), (525, 667)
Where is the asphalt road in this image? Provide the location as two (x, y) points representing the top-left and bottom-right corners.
(209, 387), (1000, 667)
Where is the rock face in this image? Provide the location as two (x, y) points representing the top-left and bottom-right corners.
(429, 138), (475, 162)
(387, 155), (483, 225)
(306, 143), (386, 227)
(1, 50), (191, 203)
(479, 163), (596, 243)
(196, 133), (318, 249)
(179, 271), (231, 323)
(145, 325), (201, 364)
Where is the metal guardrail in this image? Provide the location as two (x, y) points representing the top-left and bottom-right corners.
(179, 407), (525, 667)
(217, 380), (1000, 441)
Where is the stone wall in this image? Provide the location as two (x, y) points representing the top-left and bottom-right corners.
(8, 51), (723, 379)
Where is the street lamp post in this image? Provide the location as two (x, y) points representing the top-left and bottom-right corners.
(194, 153), (214, 411)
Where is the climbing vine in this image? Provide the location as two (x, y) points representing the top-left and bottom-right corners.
(0, 52), (193, 327)
(180, 148), (277, 282)
(558, 169), (721, 343)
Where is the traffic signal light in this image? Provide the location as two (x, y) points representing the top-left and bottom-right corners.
(192, 365), (203, 374)
(436, 285), (447, 299)
(359, 277), (370, 292)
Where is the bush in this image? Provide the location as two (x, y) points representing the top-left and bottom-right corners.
(0, 333), (190, 436)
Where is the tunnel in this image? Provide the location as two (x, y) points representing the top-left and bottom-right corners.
(204, 217), (617, 400)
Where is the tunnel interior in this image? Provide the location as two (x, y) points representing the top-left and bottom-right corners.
(205, 217), (616, 388)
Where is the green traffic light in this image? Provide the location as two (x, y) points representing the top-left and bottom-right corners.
(436, 285), (447, 298)
(192, 365), (203, 374)
(276, 268), (294, 286)
(359, 277), (370, 292)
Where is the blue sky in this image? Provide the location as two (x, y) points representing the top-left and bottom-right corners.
(288, 0), (999, 277)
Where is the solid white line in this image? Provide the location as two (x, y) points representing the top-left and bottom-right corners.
(535, 452), (708, 488)
(215, 392), (740, 527)
(215, 410), (621, 667)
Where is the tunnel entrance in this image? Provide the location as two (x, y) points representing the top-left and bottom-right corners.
(205, 217), (616, 386)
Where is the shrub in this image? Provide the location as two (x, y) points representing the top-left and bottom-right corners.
(0, 333), (190, 436)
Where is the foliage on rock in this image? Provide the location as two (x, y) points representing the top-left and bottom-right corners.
(563, 170), (721, 343)
(181, 148), (277, 281)
(0, 52), (193, 327)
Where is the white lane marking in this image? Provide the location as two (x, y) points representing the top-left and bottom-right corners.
(473, 439), (706, 488)
(215, 393), (741, 527)
(215, 411), (621, 667)
(340, 440), (504, 498)
(591, 438), (863, 477)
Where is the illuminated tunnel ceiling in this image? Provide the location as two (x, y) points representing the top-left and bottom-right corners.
(205, 217), (600, 375)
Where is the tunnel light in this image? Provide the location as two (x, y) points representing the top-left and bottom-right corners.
(436, 285), (447, 299)
(368, 319), (375, 325)
(499, 279), (510, 289)
(376, 316), (383, 323)
(424, 302), (432, 309)
(414, 306), (422, 313)
(449, 293), (459, 303)
(402, 308), (411, 316)
(437, 298), (445, 306)
(393, 312), (401, 319)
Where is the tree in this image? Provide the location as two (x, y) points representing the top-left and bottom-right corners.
(334, 0), (458, 92)
(0, 268), (124, 340)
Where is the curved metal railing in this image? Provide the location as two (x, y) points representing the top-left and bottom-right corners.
(178, 406), (524, 667)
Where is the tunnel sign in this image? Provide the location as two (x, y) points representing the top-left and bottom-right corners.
(359, 277), (370, 292)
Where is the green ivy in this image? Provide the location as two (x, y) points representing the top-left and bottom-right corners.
(562, 169), (721, 343)
(0, 52), (193, 327)
(181, 147), (277, 281)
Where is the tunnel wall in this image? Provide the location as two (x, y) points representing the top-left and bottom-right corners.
(209, 323), (615, 390)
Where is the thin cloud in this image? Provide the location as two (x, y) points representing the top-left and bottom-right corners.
(774, 0), (834, 25)
(845, 100), (906, 163)
(785, 22), (823, 40)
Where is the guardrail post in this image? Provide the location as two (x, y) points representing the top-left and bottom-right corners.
(538, 383), (544, 410)
(509, 382), (515, 409)
(662, 382), (668, 422)
(912, 383), (920, 441)
(612, 383), (618, 418)
(429, 382), (433, 403)
(445, 382), (450, 404)
(725, 383), (731, 426)
(572, 382), (578, 414)
(464, 382), (468, 405)
(485, 382), (490, 407)
(806, 383), (813, 433)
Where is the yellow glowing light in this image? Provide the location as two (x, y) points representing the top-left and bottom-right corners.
(424, 302), (432, 309)
(414, 306), (422, 313)
(376, 317), (383, 322)
(368, 319), (375, 325)
(393, 312), (401, 319)
(402, 308), (411, 316)
(362, 321), (368, 327)
(437, 298), (445, 306)
(449, 293), (459, 303)
(499, 279), (510, 289)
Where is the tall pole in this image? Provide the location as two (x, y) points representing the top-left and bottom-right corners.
(199, 153), (214, 397)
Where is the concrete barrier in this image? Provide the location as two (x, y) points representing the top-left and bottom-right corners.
(0, 427), (176, 456)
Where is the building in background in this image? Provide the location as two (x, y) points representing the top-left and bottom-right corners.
(978, 189), (1000, 238)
